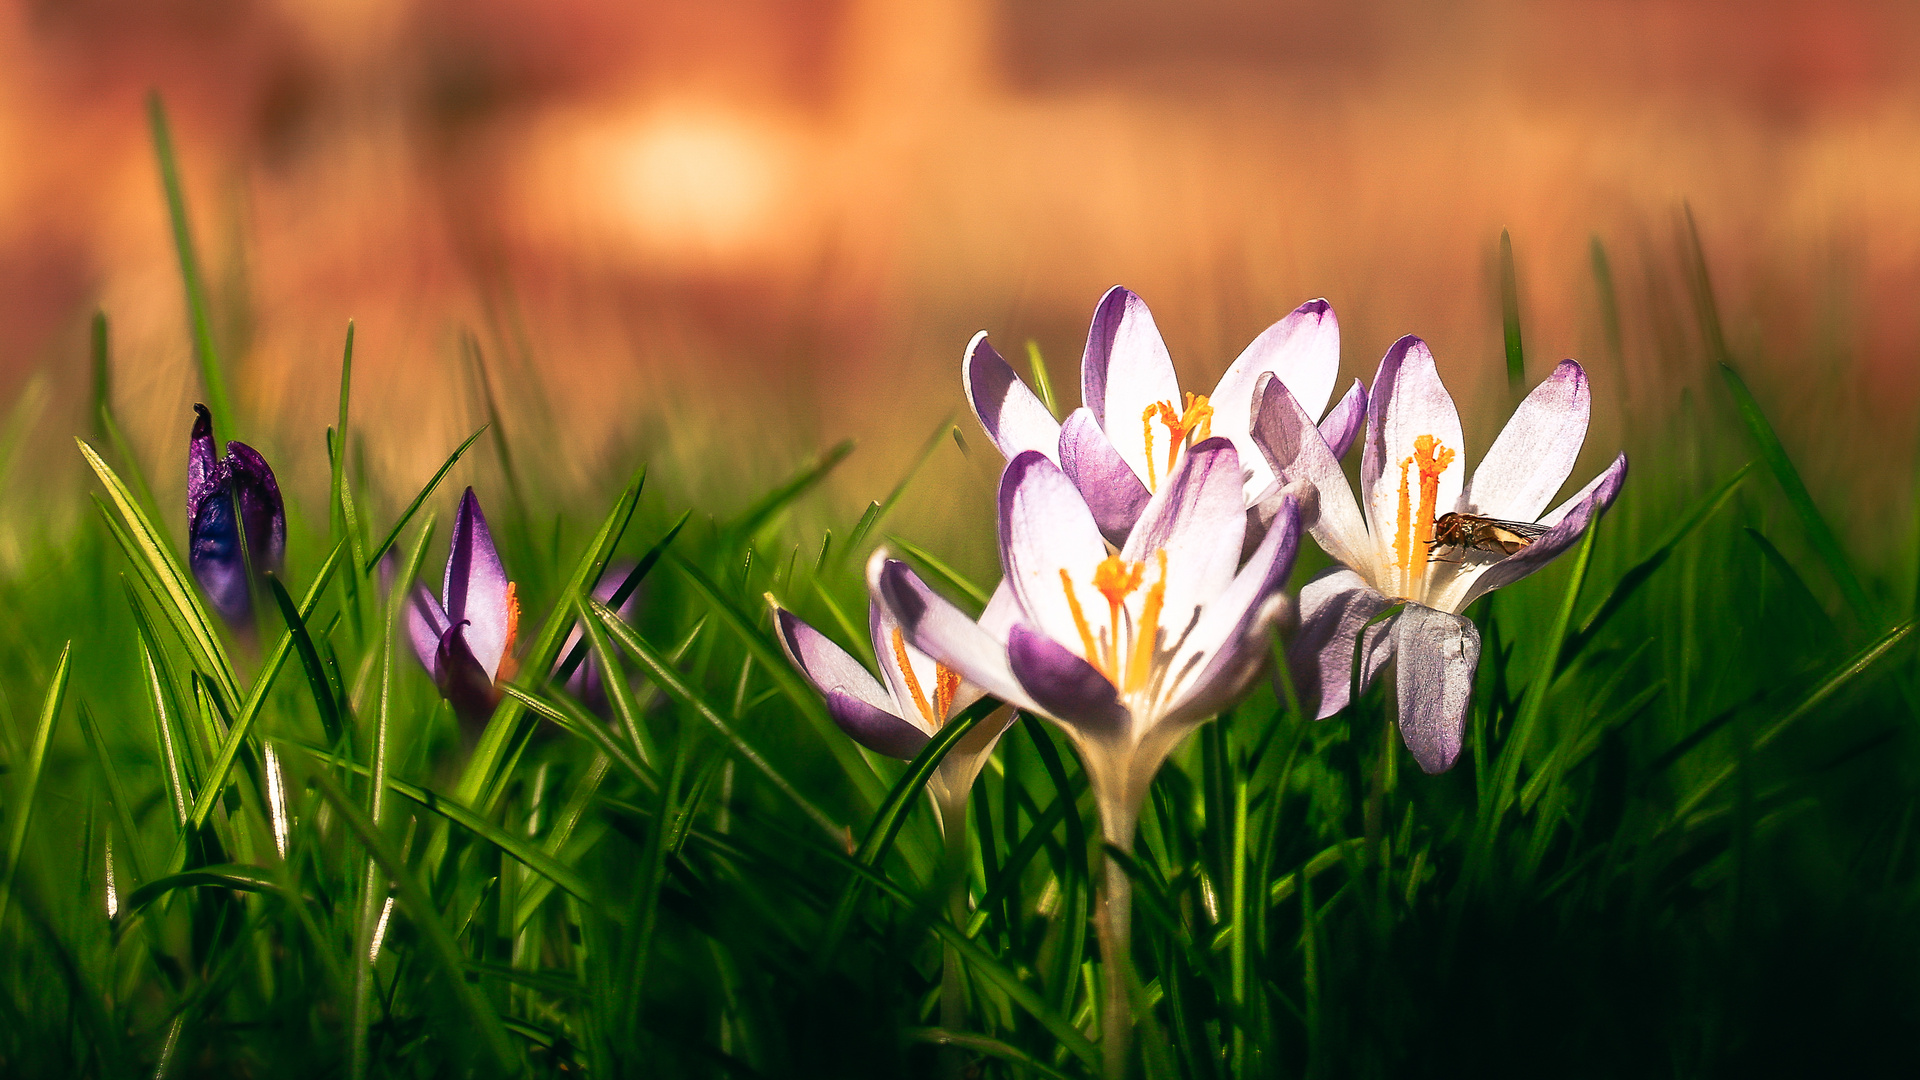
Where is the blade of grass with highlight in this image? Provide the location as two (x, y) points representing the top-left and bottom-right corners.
(148, 93), (232, 434)
(1026, 340), (1061, 418)
(846, 417), (952, 556)
(74, 699), (150, 889)
(550, 506), (690, 688)
(0, 643), (69, 932)
(1499, 229), (1525, 390)
(726, 439), (854, 545)
(268, 573), (345, 747)
(362, 425), (486, 573)
(886, 534), (991, 609)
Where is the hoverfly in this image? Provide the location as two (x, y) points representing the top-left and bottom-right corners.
(1427, 512), (1552, 560)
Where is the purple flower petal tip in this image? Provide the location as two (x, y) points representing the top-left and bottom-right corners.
(1006, 624), (1128, 737)
(965, 331), (1061, 461)
(1393, 605), (1480, 773)
(824, 690), (931, 760)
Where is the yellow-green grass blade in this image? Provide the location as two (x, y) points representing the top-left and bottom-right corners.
(886, 534), (990, 609)
(362, 425), (487, 573)
(550, 507), (690, 688)
(189, 541), (345, 830)
(724, 439), (854, 545)
(0, 643), (70, 932)
(845, 416), (952, 557)
(74, 699), (150, 889)
(148, 92), (233, 434)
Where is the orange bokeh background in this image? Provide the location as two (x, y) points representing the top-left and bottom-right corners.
(2, 0), (1916, 545)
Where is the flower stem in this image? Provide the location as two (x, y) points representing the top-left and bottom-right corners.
(938, 793), (971, 1080)
(1093, 780), (1143, 1080)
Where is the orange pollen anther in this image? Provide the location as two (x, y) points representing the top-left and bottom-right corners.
(1060, 568), (1105, 679)
(1139, 393), (1214, 491)
(1125, 550), (1169, 694)
(1393, 435), (1456, 587)
(891, 628), (939, 724)
(495, 582), (523, 683)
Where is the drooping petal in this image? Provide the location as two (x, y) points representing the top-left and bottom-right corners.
(224, 441), (286, 574)
(1451, 452), (1628, 611)
(1462, 359), (1591, 521)
(1360, 336), (1466, 594)
(435, 622), (503, 728)
(407, 585), (451, 676)
(188, 404), (220, 514)
(870, 554), (1038, 714)
(1285, 568), (1397, 719)
(1081, 287), (1181, 488)
(1392, 603), (1480, 773)
(1250, 373), (1375, 572)
(1058, 408), (1152, 545)
(1007, 625), (1129, 738)
(964, 332), (1062, 463)
(998, 451), (1113, 651)
(1317, 377), (1367, 460)
(444, 488), (515, 681)
(1208, 298), (1341, 496)
(1163, 495), (1302, 722)
(1120, 437), (1246, 626)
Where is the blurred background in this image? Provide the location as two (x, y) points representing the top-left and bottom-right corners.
(1, 0), (1916, 570)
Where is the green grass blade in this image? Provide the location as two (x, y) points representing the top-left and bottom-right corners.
(79, 438), (241, 706)
(75, 699), (150, 888)
(1024, 714), (1090, 1016)
(1719, 362), (1876, 624)
(189, 541), (345, 830)
(550, 507), (690, 688)
(119, 864), (281, 922)
(911, 1028), (1078, 1080)
(140, 638), (193, 829)
(363, 425), (486, 573)
(311, 768), (519, 1074)
(90, 310), (110, 443)
(590, 597), (842, 838)
(148, 92), (233, 434)
(573, 594), (657, 768)
(499, 685), (654, 794)
(886, 535), (990, 609)
(724, 440), (854, 544)
(1499, 228), (1525, 390)
(1588, 235), (1624, 367)
(845, 418), (952, 557)
(268, 573), (344, 745)
(1026, 339), (1060, 418)
(0, 643), (70, 932)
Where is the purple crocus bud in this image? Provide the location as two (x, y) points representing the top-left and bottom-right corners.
(187, 404), (286, 629)
(406, 488), (521, 730)
(553, 561), (643, 716)
(1250, 340), (1628, 773)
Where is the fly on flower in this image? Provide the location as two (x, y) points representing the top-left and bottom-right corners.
(1427, 512), (1552, 560)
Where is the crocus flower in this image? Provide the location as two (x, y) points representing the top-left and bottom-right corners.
(406, 489), (521, 728)
(1251, 337), (1628, 773)
(772, 583), (1020, 823)
(187, 404), (285, 629)
(964, 285), (1363, 545)
(875, 439), (1299, 1078)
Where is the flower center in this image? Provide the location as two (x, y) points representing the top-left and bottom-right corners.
(1139, 393), (1214, 490)
(891, 627), (960, 725)
(1060, 550), (1169, 694)
(495, 581), (523, 683)
(1391, 435), (1456, 597)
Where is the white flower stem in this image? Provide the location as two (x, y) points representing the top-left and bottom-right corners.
(1094, 780), (1144, 1080)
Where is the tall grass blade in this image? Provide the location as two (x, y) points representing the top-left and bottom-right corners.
(725, 439), (854, 544)
(1499, 229), (1525, 390)
(75, 699), (150, 887)
(886, 534), (990, 609)
(550, 506), (689, 687)
(147, 93), (232, 433)
(1026, 339), (1060, 418)
(268, 573), (344, 745)
(845, 417), (952, 556)
(0, 643), (69, 932)
(363, 425), (486, 572)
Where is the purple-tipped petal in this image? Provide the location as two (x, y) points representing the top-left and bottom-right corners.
(998, 451), (1112, 651)
(1455, 452), (1628, 610)
(870, 554), (1037, 713)
(445, 488), (515, 681)
(1250, 374), (1374, 571)
(826, 691), (934, 760)
(1081, 287), (1180, 488)
(1208, 298), (1342, 495)
(1285, 568), (1397, 719)
(188, 404), (220, 513)
(1006, 624), (1129, 738)
(1463, 359), (1591, 522)
(1120, 437), (1246, 623)
(436, 621), (503, 728)
(1165, 496), (1302, 723)
(773, 606), (898, 715)
(407, 585), (451, 675)
(225, 441), (286, 575)
(871, 599), (954, 735)
(1392, 603), (1480, 773)
(1058, 408), (1152, 545)
(1317, 378), (1367, 460)
(1360, 337), (1465, 592)
(964, 332), (1062, 464)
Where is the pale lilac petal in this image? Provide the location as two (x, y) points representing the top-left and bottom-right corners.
(1454, 452), (1628, 610)
(1285, 568), (1397, 719)
(870, 554), (1037, 713)
(1208, 298), (1341, 495)
(964, 332), (1062, 464)
(1006, 625), (1129, 738)
(773, 607), (898, 720)
(825, 691), (933, 760)
(1250, 374), (1374, 572)
(1164, 496), (1301, 720)
(999, 451), (1112, 651)
(1317, 378), (1367, 460)
(1081, 287), (1181, 488)
(407, 585), (450, 676)
(1360, 337), (1466, 595)
(187, 405), (220, 514)
(1462, 359), (1591, 521)
(1120, 437), (1246, 624)
(1058, 407), (1152, 545)
(977, 579), (1023, 640)
(1392, 604), (1480, 773)
(869, 599), (946, 736)
(445, 488), (514, 681)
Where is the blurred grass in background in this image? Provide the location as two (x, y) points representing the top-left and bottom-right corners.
(3, 2), (1920, 1076)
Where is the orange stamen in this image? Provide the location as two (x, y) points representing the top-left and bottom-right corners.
(1126, 550), (1169, 693)
(1394, 456), (1415, 586)
(495, 582), (524, 683)
(1060, 567), (1105, 677)
(1411, 434), (1455, 581)
(891, 628), (938, 724)
(933, 665), (960, 722)
(1141, 405), (1160, 490)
